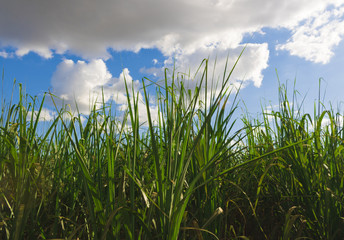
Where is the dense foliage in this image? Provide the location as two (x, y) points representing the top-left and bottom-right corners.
(1, 58), (343, 239)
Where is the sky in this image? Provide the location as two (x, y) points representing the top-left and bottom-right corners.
(1, 0), (344, 124)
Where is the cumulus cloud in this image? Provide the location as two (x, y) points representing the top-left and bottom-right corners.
(0, 51), (8, 58)
(50, 59), (158, 124)
(163, 43), (269, 88)
(27, 108), (57, 122)
(1, 0), (344, 116)
(51, 59), (113, 113)
(277, 5), (344, 64)
(0, 0), (342, 61)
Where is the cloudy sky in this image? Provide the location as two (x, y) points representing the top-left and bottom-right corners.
(1, 0), (344, 122)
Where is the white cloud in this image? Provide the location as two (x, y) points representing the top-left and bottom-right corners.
(15, 45), (53, 59)
(141, 43), (268, 114)
(162, 43), (269, 89)
(0, 50), (14, 58)
(0, 0), (342, 61)
(50, 59), (158, 125)
(277, 6), (344, 64)
(0, 51), (8, 58)
(51, 59), (113, 113)
(27, 108), (56, 122)
(307, 114), (344, 132)
(1, 0), (344, 111)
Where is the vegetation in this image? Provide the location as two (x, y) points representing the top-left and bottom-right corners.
(0, 55), (344, 239)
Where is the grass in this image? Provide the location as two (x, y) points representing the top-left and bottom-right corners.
(0, 54), (344, 239)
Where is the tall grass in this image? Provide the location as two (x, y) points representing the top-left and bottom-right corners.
(0, 56), (344, 239)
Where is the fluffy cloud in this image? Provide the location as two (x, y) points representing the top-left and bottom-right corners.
(277, 6), (344, 64)
(51, 59), (113, 113)
(50, 59), (158, 124)
(27, 108), (57, 122)
(163, 43), (269, 88)
(2, 0), (344, 119)
(0, 0), (342, 61)
(0, 51), (9, 58)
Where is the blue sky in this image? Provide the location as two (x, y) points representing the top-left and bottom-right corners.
(1, 0), (344, 123)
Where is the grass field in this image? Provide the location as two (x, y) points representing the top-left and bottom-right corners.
(1, 56), (344, 239)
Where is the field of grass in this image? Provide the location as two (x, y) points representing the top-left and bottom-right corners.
(1, 56), (344, 239)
